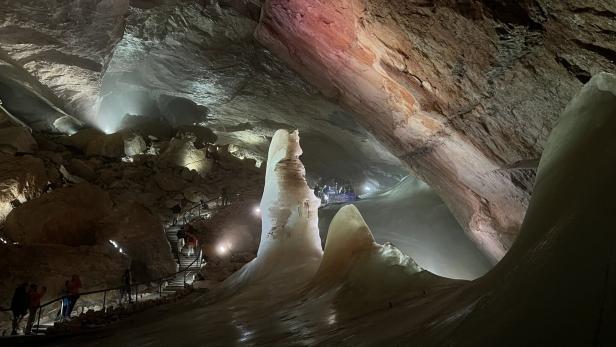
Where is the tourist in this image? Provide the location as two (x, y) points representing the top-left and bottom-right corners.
(221, 187), (230, 206)
(55, 280), (70, 321)
(120, 269), (132, 304)
(65, 275), (81, 318)
(25, 284), (46, 335)
(185, 232), (198, 257)
(10, 282), (29, 335)
(178, 224), (191, 253)
(171, 203), (182, 225)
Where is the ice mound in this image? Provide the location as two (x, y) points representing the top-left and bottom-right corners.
(309, 205), (429, 305)
(219, 130), (323, 294)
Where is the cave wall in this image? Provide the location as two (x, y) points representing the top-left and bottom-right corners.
(0, 0), (129, 120)
(255, 0), (616, 262)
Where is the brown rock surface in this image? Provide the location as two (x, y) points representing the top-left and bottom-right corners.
(255, 0), (616, 262)
(3, 183), (113, 245)
(0, 127), (38, 154)
(96, 203), (177, 281)
(0, 153), (48, 222)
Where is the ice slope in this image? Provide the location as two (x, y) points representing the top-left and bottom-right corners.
(319, 177), (492, 279)
(53, 73), (616, 346)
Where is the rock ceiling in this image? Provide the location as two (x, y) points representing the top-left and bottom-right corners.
(0, 0), (614, 261)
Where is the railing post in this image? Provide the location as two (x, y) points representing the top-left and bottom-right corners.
(135, 285), (138, 302)
(159, 281), (162, 298)
(184, 271), (187, 287)
(36, 305), (41, 334)
(102, 290), (107, 311)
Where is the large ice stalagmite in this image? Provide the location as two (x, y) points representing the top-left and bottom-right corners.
(257, 129), (322, 260)
(219, 130), (323, 294)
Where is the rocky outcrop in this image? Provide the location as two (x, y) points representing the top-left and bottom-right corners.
(0, 127), (37, 154)
(96, 203), (176, 281)
(255, 0), (616, 262)
(0, 153), (48, 222)
(2, 181), (176, 283)
(159, 135), (210, 177)
(3, 183), (113, 245)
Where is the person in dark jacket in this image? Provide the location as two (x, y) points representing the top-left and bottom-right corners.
(10, 282), (29, 335)
(171, 204), (182, 225)
(120, 269), (132, 304)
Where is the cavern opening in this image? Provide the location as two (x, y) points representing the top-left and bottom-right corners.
(0, 0), (615, 346)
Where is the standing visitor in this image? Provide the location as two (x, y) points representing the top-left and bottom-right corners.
(65, 275), (81, 318)
(10, 282), (29, 335)
(24, 285), (46, 335)
(120, 269), (132, 304)
(55, 281), (69, 321)
(221, 187), (230, 206)
(171, 203), (182, 226)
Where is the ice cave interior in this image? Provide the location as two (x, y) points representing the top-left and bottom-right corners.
(0, 1), (615, 346)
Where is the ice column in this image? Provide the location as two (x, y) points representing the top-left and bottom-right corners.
(257, 129), (323, 262)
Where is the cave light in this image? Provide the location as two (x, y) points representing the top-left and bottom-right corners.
(216, 241), (232, 256)
(253, 206), (261, 216)
(217, 244), (228, 255)
(109, 239), (125, 254)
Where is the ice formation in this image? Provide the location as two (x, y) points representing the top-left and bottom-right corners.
(319, 176), (491, 280)
(219, 130), (323, 293)
(309, 205), (425, 304)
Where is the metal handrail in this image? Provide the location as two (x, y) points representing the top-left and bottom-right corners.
(182, 196), (220, 216)
(24, 248), (203, 334)
(3, 199), (214, 334)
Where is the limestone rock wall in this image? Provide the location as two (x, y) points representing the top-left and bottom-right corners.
(0, 153), (48, 222)
(255, 0), (616, 262)
(0, 0), (130, 120)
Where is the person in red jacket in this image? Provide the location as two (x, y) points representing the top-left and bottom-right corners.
(24, 284), (46, 335)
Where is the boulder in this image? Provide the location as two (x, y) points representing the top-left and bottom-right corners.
(86, 132), (125, 158)
(58, 128), (105, 152)
(120, 115), (174, 140)
(182, 186), (207, 203)
(0, 127), (37, 154)
(68, 159), (97, 181)
(159, 136), (208, 177)
(96, 203), (176, 282)
(123, 133), (147, 156)
(154, 172), (186, 192)
(177, 126), (217, 146)
(0, 153), (48, 222)
(3, 183), (113, 246)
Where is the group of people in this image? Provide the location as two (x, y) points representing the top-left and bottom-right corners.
(9, 275), (81, 335)
(313, 179), (357, 204)
(10, 283), (46, 335)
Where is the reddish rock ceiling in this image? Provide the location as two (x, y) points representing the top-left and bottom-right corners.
(256, 0), (616, 261)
